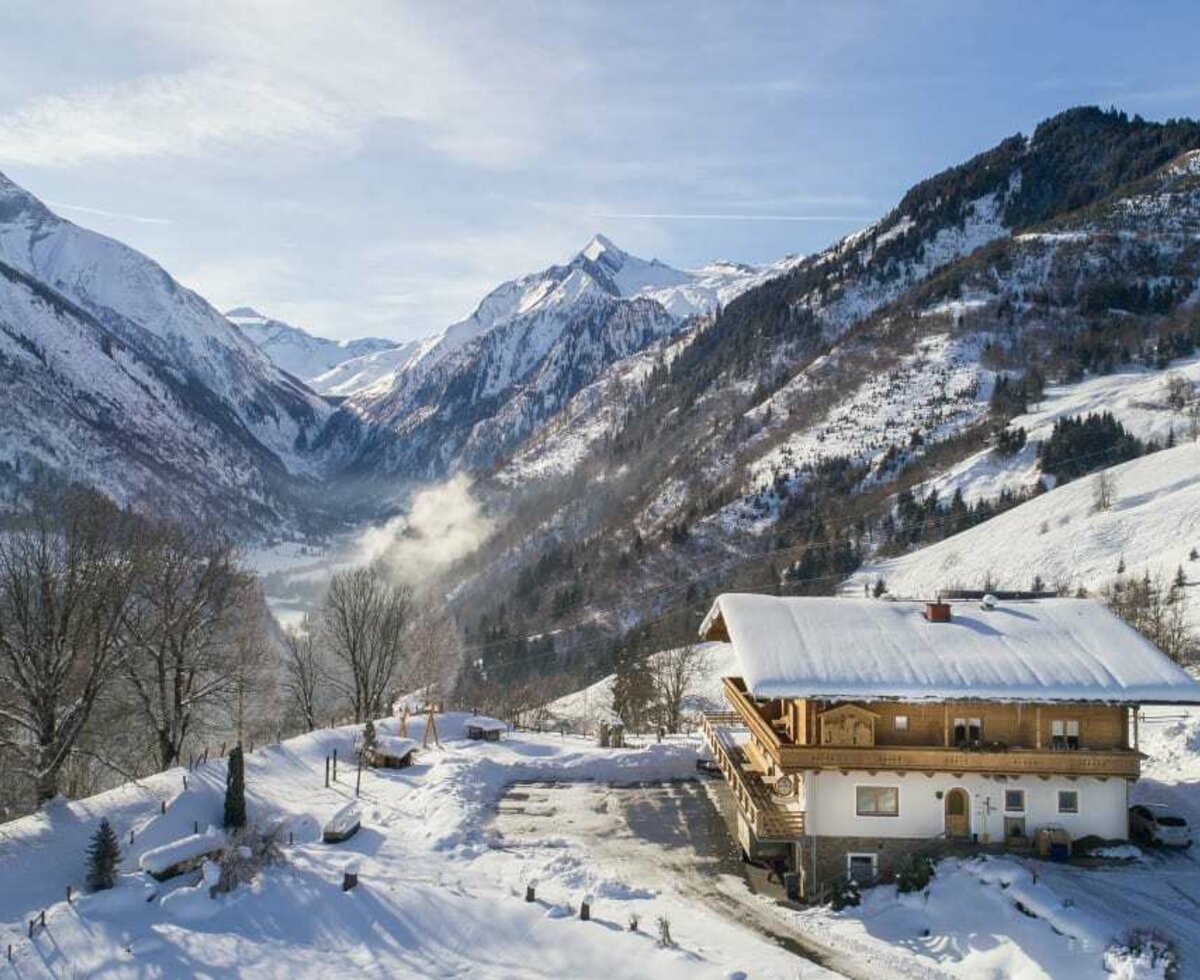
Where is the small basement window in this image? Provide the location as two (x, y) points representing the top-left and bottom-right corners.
(846, 853), (877, 884)
(856, 785), (899, 816)
(1051, 720), (1081, 750)
(894, 715), (909, 732)
(1058, 790), (1080, 814)
(1004, 789), (1025, 813)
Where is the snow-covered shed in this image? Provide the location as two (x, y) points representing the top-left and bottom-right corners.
(139, 828), (225, 881)
(465, 716), (506, 741)
(369, 735), (417, 768)
(700, 594), (1200, 704)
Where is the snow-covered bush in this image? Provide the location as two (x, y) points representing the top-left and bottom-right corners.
(1104, 929), (1177, 979)
(828, 876), (861, 911)
(213, 821), (288, 895)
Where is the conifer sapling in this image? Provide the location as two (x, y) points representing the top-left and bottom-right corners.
(87, 817), (122, 891)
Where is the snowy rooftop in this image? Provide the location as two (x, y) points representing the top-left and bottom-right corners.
(700, 594), (1200, 704)
(465, 716), (507, 733)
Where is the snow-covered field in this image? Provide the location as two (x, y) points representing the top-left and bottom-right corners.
(846, 440), (1200, 629)
(3, 701), (1199, 978)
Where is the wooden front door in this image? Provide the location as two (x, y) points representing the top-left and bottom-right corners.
(945, 788), (970, 839)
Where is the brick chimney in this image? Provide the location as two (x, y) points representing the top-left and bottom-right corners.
(924, 600), (952, 623)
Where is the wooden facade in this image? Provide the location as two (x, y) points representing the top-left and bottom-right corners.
(721, 676), (1139, 779)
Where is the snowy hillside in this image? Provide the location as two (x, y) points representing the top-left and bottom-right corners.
(228, 307), (399, 384)
(923, 354), (1200, 506)
(545, 642), (736, 729)
(0, 172), (344, 525)
(846, 441), (1200, 627)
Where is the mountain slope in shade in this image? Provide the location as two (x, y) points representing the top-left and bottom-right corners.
(228, 307), (400, 383)
(0, 172), (345, 526)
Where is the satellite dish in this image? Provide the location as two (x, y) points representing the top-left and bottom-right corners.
(773, 774), (795, 798)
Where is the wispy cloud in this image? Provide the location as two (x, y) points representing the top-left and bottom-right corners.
(46, 199), (172, 225)
(587, 211), (869, 223)
(0, 4), (575, 170)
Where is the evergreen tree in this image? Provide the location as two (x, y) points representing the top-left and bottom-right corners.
(87, 818), (122, 891)
(224, 743), (246, 829)
(611, 646), (656, 732)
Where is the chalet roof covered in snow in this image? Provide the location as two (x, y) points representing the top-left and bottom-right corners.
(700, 594), (1200, 704)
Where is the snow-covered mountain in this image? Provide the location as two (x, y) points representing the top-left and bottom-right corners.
(0, 171), (339, 526)
(441, 108), (1200, 677)
(327, 234), (799, 477)
(227, 307), (400, 384)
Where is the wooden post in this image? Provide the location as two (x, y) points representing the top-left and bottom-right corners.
(289, 831), (294, 846)
(580, 894), (592, 921)
(355, 752), (363, 798)
(342, 863), (359, 891)
(333, 748), (339, 782)
(325, 756), (330, 788)
(129, 829), (135, 845)
(66, 885), (72, 904)
(182, 775), (188, 791)
(525, 880), (537, 903)
(423, 703), (440, 748)
(160, 800), (166, 815)
(194, 820), (199, 834)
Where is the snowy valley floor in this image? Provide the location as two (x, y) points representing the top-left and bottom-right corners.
(2, 710), (1199, 979)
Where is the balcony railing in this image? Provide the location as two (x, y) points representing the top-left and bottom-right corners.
(701, 713), (806, 841)
(721, 677), (1141, 779)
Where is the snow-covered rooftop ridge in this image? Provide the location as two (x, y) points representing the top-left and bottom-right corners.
(701, 593), (1200, 704)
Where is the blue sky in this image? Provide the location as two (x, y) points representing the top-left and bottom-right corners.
(0, 1), (1197, 340)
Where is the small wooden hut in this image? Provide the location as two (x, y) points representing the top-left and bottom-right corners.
(465, 716), (507, 742)
(368, 735), (418, 768)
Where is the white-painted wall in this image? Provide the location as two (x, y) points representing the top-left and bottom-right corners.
(805, 770), (1130, 842)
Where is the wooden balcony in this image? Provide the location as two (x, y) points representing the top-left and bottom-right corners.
(722, 677), (1141, 779)
(700, 713), (806, 841)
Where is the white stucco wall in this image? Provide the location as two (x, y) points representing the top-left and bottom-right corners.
(805, 770), (1130, 842)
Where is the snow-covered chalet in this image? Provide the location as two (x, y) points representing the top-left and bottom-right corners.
(699, 593), (1200, 900)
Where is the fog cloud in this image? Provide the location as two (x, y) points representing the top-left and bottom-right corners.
(356, 474), (495, 585)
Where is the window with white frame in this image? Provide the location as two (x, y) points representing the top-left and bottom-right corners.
(846, 853), (877, 884)
(1004, 789), (1025, 812)
(855, 785), (899, 816)
(894, 715), (909, 732)
(953, 717), (982, 744)
(1057, 789), (1080, 814)
(1051, 719), (1081, 750)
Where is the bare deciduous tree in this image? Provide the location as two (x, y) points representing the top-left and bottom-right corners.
(1092, 470), (1117, 512)
(0, 490), (137, 803)
(401, 598), (463, 707)
(283, 616), (323, 731)
(653, 644), (711, 734)
(122, 524), (254, 769)
(317, 566), (412, 722)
